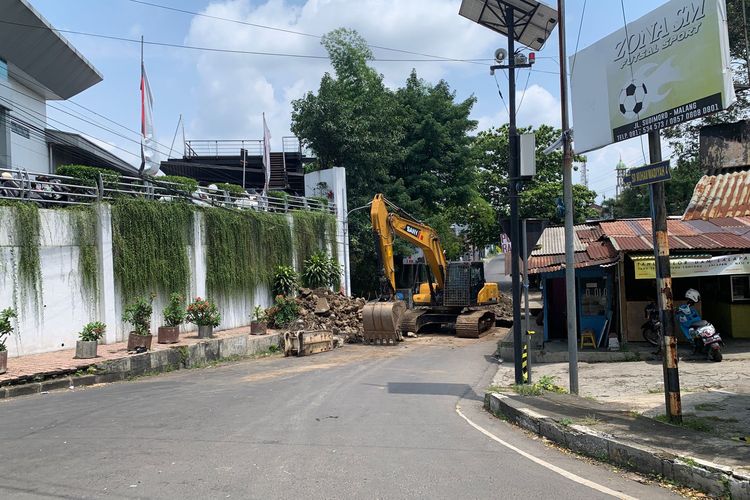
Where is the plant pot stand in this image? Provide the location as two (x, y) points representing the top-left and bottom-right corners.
(197, 325), (213, 339)
(75, 340), (98, 359)
(158, 326), (180, 344)
(127, 333), (153, 351)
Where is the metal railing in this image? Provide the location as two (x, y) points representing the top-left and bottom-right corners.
(184, 140), (263, 158)
(0, 167), (336, 214)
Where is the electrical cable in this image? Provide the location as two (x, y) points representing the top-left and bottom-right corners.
(0, 19), (494, 64)
(492, 73), (510, 117)
(515, 70), (532, 115)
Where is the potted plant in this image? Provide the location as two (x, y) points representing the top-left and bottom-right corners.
(0, 308), (18, 374)
(123, 295), (154, 351)
(250, 305), (268, 335)
(186, 297), (221, 339)
(75, 321), (106, 359)
(158, 293), (185, 344)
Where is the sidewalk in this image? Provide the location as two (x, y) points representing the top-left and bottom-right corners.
(0, 326), (283, 393)
(488, 354), (750, 498)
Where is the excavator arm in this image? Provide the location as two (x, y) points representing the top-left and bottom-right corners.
(370, 194), (447, 298)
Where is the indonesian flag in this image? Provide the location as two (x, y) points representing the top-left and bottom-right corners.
(140, 63), (160, 176)
(262, 113), (271, 192)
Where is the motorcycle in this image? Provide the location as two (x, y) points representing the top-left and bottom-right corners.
(641, 302), (661, 345)
(676, 289), (723, 362)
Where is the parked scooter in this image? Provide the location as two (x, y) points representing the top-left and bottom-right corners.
(676, 288), (723, 362)
(641, 302), (661, 346)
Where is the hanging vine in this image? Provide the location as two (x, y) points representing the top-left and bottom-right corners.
(203, 207), (293, 297)
(10, 203), (42, 306)
(291, 211), (338, 269)
(112, 199), (193, 298)
(68, 205), (99, 297)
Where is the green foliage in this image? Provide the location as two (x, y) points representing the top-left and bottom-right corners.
(157, 175), (199, 193)
(0, 307), (18, 352)
(309, 196), (329, 208)
(512, 375), (566, 396)
(472, 124), (598, 225)
(163, 292), (186, 327)
(215, 183), (245, 196)
(291, 211), (337, 269)
(186, 297), (221, 327)
(266, 295), (299, 328)
(11, 203), (42, 302)
(252, 305), (267, 323)
(203, 208), (293, 297)
(68, 205), (98, 297)
(112, 199), (193, 298)
(56, 164), (120, 187)
(423, 213), (462, 261)
(267, 190), (289, 201)
(301, 251), (341, 289)
(78, 321), (106, 342)
(273, 265), (299, 297)
(122, 295), (154, 336)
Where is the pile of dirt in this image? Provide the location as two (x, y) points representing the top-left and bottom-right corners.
(494, 293), (514, 325)
(294, 288), (367, 343)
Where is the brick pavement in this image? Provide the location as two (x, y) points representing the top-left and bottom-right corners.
(0, 325), (277, 385)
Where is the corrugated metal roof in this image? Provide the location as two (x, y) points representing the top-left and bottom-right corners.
(531, 226), (586, 256)
(600, 220), (636, 236)
(576, 227), (603, 242)
(684, 171), (750, 220)
(673, 235), (723, 249)
(610, 235), (652, 251)
(683, 219), (722, 233)
(586, 240), (617, 260)
(529, 251), (617, 274)
(702, 233), (750, 248)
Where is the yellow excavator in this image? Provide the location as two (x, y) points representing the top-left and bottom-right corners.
(362, 194), (500, 344)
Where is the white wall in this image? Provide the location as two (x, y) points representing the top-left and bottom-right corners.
(304, 167), (350, 295)
(0, 74), (49, 173)
(0, 205), (342, 357)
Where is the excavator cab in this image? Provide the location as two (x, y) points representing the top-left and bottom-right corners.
(444, 262), (499, 307)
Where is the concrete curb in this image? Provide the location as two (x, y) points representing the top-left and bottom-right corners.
(498, 345), (654, 363)
(0, 333), (282, 401)
(484, 392), (750, 499)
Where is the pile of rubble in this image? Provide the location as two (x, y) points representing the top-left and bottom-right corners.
(294, 288), (367, 343)
(494, 293), (514, 325)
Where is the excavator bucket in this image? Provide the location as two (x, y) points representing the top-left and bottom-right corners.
(362, 300), (406, 345)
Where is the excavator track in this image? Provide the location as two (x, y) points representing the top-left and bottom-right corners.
(398, 309), (428, 335)
(455, 309), (496, 338)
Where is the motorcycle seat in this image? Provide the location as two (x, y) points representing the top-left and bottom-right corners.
(691, 320), (708, 328)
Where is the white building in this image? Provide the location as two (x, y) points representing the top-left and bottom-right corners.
(0, 0), (133, 174)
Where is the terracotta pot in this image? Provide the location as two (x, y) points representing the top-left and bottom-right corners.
(127, 333), (153, 351)
(75, 340), (98, 359)
(0, 350), (7, 375)
(198, 325), (213, 339)
(250, 321), (267, 335)
(158, 326), (180, 344)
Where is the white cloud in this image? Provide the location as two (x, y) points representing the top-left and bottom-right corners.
(184, 0), (503, 147)
(474, 84), (562, 132)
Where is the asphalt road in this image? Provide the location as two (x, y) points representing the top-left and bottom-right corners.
(0, 333), (681, 499)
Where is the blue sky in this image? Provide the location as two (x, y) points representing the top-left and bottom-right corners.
(31, 0), (673, 201)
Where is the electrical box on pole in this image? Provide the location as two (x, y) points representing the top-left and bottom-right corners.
(519, 133), (536, 179)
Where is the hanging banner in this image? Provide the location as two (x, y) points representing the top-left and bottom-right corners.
(634, 253), (750, 279)
(570, 0), (735, 153)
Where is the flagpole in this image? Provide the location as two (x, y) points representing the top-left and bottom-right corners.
(139, 36), (145, 175)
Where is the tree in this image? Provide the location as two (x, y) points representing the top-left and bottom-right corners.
(472, 124), (597, 225)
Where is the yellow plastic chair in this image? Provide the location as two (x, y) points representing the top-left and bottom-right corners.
(580, 329), (597, 349)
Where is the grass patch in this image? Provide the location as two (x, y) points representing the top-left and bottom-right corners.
(512, 375), (566, 396)
(486, 384), (507, 393)
(694, 402), (726, 412)
(647, 386), (663, 394)
(654, 414), (712, 432)
(559, 417), (573, 427)
(579, 414), (601, 426)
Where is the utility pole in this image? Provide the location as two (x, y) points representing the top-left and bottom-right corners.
(557, 0), (579, 394)
(648, 130), (682, 423)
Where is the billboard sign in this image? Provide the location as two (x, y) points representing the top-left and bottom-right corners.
(570, 0), (735, 153)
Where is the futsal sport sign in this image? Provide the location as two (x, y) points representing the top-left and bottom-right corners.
(570, 0), (735, 153)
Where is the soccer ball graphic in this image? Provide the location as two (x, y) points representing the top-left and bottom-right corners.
(618, 82), (648, 119)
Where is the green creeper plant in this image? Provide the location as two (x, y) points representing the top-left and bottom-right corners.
(69, 205), (98, 297)
(78, 321), (106, 342)
(291, 210), (337, 269)
(11, 203), (42, 304)
(0, 308), (18, 352)
(111, 199), (193, 298)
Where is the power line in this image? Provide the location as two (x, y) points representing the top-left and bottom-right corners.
(570, 0), (587, 77)
(0, 19), (495, 64)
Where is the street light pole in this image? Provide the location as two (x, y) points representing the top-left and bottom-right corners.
(557, 0), (579, 394)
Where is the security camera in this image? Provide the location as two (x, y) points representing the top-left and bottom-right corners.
(494, 48), (507, 64)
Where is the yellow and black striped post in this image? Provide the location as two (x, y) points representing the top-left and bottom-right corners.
(521, 343), (529, 383)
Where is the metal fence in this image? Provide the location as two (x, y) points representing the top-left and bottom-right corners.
(0, 167), (335, 214)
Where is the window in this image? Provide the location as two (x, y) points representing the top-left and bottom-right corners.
(10, 120), (30, 139)
(730, 275), (750, 301)
(0, 59), (7, 80)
